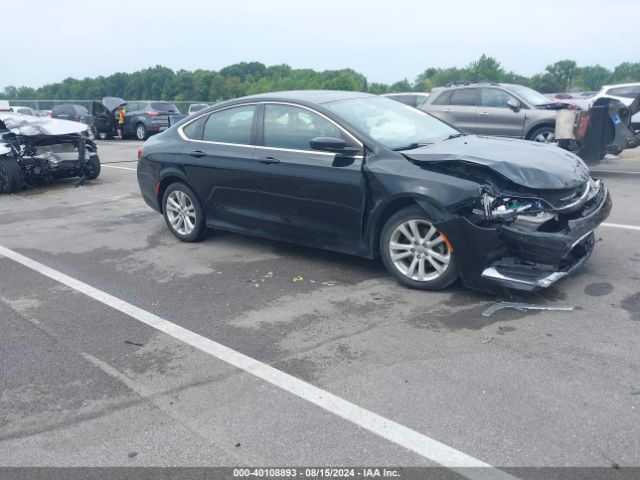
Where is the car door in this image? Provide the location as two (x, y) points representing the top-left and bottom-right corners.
(477, 88), (527, 138)
(253, 103), (365, 250)
(426, 88), (478, 133)
(176, 104), (260, 230)
(92, 101), (115, 136)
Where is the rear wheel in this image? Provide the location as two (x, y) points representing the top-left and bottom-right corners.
(135, 123), (148, 141)
(380, 206), (457, 290)
(162, 183), (207, 242)
(0, 158), (25, 194)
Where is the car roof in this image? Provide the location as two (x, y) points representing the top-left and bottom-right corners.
(601, 82), (640, 90)
(382, 92), (429, 96)
(439, 82), (531, 89)
(238, 90), (373, 105)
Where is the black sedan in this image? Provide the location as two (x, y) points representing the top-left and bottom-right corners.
(136, 91), (611, 292)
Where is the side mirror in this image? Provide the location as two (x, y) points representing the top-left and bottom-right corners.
(310, 136), (360, 155)
(507, 98), (521, 111)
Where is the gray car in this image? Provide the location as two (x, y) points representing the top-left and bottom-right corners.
(421, 82), (565, 142)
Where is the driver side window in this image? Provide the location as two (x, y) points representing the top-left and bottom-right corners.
(263, 104), (345, 151)
(481, 88), (516, 108)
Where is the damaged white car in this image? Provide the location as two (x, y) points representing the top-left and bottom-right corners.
(0, 113), (100, 194)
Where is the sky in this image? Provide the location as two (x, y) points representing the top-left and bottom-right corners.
(3, 0), (638, 91)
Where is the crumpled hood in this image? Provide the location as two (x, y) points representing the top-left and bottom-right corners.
(0, 112), (88, 136)
(403, 135), (590, 190)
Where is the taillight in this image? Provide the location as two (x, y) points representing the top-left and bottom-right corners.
(137, 148), (142, 160)
(146, 111), (160, 117)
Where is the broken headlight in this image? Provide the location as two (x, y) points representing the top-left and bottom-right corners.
(474, 192), (546, 222)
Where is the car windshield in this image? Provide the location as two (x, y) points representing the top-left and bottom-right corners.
(508, 85), (553, 106)
(325, 96), (457, 150)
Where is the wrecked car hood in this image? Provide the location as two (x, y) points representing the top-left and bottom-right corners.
(403, 135), (590, 190)
(0, 112), (88, 136)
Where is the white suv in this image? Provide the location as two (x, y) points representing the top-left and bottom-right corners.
(592, 83), (640, 129)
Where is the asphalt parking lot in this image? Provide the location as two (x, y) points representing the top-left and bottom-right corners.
(1, 140), (639, 475)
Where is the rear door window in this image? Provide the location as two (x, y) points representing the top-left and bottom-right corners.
(450, 89), (477, 106)
(182, 115), (207, 140)
(202, 105), (256, 145)
(430, 91), (452, 105)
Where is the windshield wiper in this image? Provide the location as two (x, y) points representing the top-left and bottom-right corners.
(391, 142), (432, 151)
(443, 133), (467, 141)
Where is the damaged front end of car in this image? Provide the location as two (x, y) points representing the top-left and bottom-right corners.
(435, 170), (611, 291)
(0, 114), (100, 194)
(399, 136), (613, 292)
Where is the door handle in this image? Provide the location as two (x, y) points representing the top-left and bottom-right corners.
(189, 150), (206, 158)
(443, 109), (452, 112)
(257, 156), (280, 165)
(479, 111), (490, 115)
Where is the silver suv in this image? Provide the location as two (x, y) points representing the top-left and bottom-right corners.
(421, 82), (563, 142)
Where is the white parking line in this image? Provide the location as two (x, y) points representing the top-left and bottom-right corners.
(602, 222), (640, 231)
(0, 243), (516, 480)
(102, 164), (137, 171)
(591, 169), (640, 175)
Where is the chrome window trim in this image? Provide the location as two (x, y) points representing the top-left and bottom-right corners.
(177, 100), (364, 156)
(178, 102), (259, 147)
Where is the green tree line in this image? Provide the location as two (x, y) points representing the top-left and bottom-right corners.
(2, 56), (639, 102)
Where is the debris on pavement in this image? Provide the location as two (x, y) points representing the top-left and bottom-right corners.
(482, 302), (574, 317)
(123, 340), (144, 347)
(292, 275), (304, 282)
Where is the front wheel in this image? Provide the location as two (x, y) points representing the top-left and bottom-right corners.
(135, 123), (148, 141)
(162, 183), (207, 242)
(528, 125), (556, 143)
(0, 158), (25, 194)
(84, 155), (101, 180)
(380, 206), (457, 290)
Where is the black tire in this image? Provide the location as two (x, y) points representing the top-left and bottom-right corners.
(379, 205), (458, 290)
(162, 182), (207, 242)
(527, 125), (556, 143)
(0, 158), (25, 194)
(85, 155), (101, 180)
(135, 123), (148, 141)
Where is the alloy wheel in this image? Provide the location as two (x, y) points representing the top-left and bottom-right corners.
(388, 219), (451, 282)
(165, 190), (197, 236)
(136, 125), (146, 140)
(534, 130), (555, 143)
